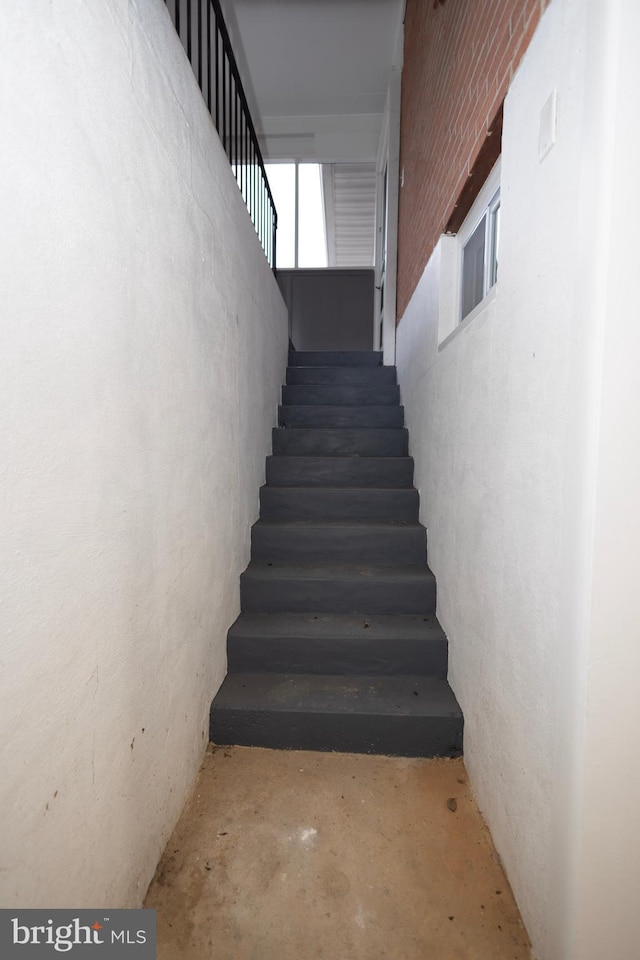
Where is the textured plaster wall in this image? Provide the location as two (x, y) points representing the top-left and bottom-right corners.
(0, 0), (287, 907)
(397, 1), (588, 955)
(570, 0), (640, 954)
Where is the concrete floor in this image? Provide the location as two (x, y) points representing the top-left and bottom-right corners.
(145, 746), (531, 960)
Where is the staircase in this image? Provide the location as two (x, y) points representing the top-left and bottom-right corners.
(210, 350), (463, 757)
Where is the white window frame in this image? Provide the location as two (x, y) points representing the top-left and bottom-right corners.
(437, 157), (501, 347)
(458, 158), (501, 322)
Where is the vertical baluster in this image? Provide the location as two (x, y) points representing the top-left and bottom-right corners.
(236, 104), (240, 192)
(272, 207), (277, 270)
(214, 7), (219, 131)
(237, 93), (242, 192)
(248, 128), (252, 217)
(261, 177), (266, 255)
(221, 44), (226, 154)
(247, 123), (251, 211)
(254, 145), (258, 234)
(228, 71), (233, 170)
(240, 113), (244, 202)
(243, 114), (249, 207)
(186, 0), (192, 60)
(259, 173), (263, 251)
(231, 75), (236, 174)
(206, 0), (211, 111)
(250, 141), (255, 227)
(196, 0), (202, 87)
(233, 79), (237, 177)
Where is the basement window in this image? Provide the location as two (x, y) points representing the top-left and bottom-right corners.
(459, 162), (501, 322)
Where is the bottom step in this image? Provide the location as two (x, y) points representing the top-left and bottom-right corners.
(210, 673), (463, 758)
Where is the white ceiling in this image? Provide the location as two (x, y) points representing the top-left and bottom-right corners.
(222, 0), (404, 159)
(229, 0), (404, 120)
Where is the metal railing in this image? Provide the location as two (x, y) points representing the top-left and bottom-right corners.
(164, 0), (277, 269)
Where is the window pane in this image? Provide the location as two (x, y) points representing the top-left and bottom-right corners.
(298, 164), (327, 268)
(461, 215), (486, 319)
(265, 163), (295, 268)
(490, 201), (500, 288)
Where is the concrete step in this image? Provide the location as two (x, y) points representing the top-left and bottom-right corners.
(266, 456), (415, 488)
(289, 351), (383, 367)
(282, 384), (400, 406)
(240, 563), (436, 614)
(287, 366), (396, 386)
(272, 428), (408, 457)
(278, 405), (404, 429)
(259, 487), (419, 522)
(210, 673), (463, 757)
(251, 520), (427, 565)
(227, 612), (447, 677)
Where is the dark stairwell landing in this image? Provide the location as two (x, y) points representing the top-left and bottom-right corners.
(210, 350), (463, 757)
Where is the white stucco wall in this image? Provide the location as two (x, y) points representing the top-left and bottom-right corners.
(570, 0), (640, 955)
(0, 0), (287, 907)
(397, 0), (640, 956)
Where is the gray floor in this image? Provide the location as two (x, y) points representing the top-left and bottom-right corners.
(145, 746), (531, 960)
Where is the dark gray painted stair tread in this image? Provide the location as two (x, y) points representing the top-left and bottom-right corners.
(227, 612), (447, 678)
(282, 385), (400, 405)
(260, 486), (418, 496)
(229, 612), (444, 642)
(213, 673), (461, 719)
(243, 563), (434, 582)
(251, 519), (426, 565)
(272, 428), (408, 456)
(259, 486), (418, 522)
(253, 519), (425, 531)
(241, 565), (435, 614)
(265, 456), (414, 487)
(211, 674), (462, 755)
(278, 405), (404, 429)
(289, 351), (383, 367)
(286, 367), (396, 385)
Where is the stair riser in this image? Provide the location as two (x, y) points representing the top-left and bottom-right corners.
(251, 525), (426, 565)
(289, 351), (382, 367)
(282, 385), (400, 406)
(210, 709), (462, 757)
(265, 457), (415, 488)
(278, 406), (404, 429)
(286, 367), (396, 386)
(272, 429), (408, 457)
(227, 636), (447, 677)
(259, 488), (419, 522)
(240, 577), (436, 614)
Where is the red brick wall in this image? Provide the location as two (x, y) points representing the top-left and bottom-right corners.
(397, 0), (548, 318)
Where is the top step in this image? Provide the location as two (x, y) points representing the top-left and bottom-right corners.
(289, 351), (383, 368)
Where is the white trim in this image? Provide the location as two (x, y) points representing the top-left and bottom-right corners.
(374, 68), (402, 363)
(438, 285), (497, 352)
(321, 164), (336, 267)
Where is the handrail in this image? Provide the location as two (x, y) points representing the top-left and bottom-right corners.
(164, 0), (277, 269)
